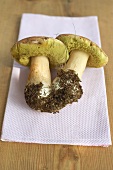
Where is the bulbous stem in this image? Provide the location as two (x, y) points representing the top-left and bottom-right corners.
(24, 56), (52, 111)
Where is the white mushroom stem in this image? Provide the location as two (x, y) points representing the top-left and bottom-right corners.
(27, 56), (51, 96)
(64, 50), (89, 79)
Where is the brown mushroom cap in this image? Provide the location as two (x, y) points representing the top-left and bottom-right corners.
(11, 36), (69, 67)
(56, 34), (108, 67)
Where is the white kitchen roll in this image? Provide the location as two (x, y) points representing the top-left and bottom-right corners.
(1, 14), (112, 146)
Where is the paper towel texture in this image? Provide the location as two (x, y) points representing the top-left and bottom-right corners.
(1, 14), (111, 146)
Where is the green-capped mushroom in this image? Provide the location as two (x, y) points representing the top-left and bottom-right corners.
(49, 34), (108, 112)
(11, 36), (69, 112)
(56, 34), (108, 78)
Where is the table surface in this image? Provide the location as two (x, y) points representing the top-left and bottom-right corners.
(0, 0), (113, 170)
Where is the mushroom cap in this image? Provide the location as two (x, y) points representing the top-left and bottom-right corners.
(11, 36), (69, 67)
(56, 34), (108, 67)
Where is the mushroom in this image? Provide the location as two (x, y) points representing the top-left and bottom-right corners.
(11, 36), (69, 112)
(50, 34), (108, 112)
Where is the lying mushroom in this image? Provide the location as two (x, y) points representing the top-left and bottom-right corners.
(11, 36), (69, 112)
(51, 34), (108, 111)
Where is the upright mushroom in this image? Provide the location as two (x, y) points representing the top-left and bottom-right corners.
(51, 34), (108, 112)
(11, 36), (69, 112)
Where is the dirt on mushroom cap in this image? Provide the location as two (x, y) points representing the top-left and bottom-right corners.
(56, 34), (108, 68)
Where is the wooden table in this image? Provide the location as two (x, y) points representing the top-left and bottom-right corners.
(0, 0), (113, 169)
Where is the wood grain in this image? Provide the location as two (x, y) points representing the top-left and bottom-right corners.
(0, 0), (113, 170)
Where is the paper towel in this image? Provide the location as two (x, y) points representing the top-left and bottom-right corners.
(1, 14), (112, 146)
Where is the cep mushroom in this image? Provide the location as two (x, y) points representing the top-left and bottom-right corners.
(51, 34), (108, 112)
(11, 36), (69, 112)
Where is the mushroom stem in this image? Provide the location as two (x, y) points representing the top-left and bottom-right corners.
(64, 50), (89, 79)
(27, 56), (51, 85)
(27, 56), (51, 96)
(50, 50), (88, 112)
